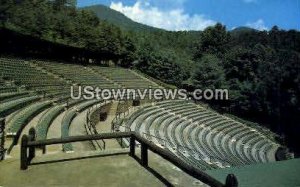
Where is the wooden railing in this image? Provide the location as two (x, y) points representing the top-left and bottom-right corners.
(0, 118), (5, 161)
(20, 128), (238, 187)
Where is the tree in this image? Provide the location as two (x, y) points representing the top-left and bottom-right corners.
(0, 0), (14, 27)
(194, 23), (230, 59)
(192, 54), (226, 90)
(119, 35), (136, 67)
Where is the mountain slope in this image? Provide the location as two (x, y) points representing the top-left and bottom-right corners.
(83, 5), (256, 36)
(230, 27), (257, 36)
(82, 5), (161, 32)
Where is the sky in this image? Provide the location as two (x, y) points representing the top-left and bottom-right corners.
(77, 0), (300, 31)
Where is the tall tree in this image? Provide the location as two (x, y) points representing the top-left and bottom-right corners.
(194, 23), (230, 59)
(192, 54), (226, 90)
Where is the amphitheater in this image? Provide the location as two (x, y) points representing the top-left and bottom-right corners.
(0, 57), (299, 187)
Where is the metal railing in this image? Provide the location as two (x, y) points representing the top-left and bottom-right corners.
(85, 103), (107, 150)
(20, 128), (238, 187)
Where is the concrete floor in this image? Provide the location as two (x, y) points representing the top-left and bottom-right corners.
(0, 153), (162, 187)
(69, 109), (94, 151)
(0, 149), (207, 187)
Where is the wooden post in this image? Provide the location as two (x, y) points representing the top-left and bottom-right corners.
(0, 118), (5, 161)
(28, 128), (36, 161)
(225, 174), (238, 187)
(20, 135), (28, 170)
(42, 146), (46, 154)
(129, 136), (135, 157)
(141, 142), (148, 167)
(120, 138), (123, 148)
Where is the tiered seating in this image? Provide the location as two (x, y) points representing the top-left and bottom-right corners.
(0, 86), (17, 94)
(36, 99), (87, 140)
(0, 92), (29, 102)
(92, 67), (160, 89)
(116, 100), (281, 170)
(7, 100), (53, 143)
(0, 58), (67, 90)
(0, 96), (41, 118)
(34, 61), (116, 88)
(0, 57), (176, 156)
(36, 105), (65, 140)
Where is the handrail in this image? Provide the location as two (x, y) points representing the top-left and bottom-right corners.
(85, 122), (106, 150)
(20, 128), (238, 187)
(27, 132), (131, 147)
(86, 103), (107, 150)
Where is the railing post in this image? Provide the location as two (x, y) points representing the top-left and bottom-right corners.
(225, 174), (238, 187)
(28, 128), (36, 161)
(129, 135), (135, 157)
(0, 118), (5, 161)
(20, 135), (28, 170)
(111, 122), (115, 132)
(42, 146), (46, 154)
(141, 142), (148, 167)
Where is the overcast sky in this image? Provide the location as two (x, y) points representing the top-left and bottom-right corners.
(77, 0), (300, 31)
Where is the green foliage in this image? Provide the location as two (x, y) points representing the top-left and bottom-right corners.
(192, 54), (226, 90)
(134, 42), (187, 86)
(1, 0), (134, 63)
(194, 23), (230, 58)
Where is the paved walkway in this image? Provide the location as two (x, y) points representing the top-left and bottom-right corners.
(69, 109), (94, 151)
(0, 153), (163, 187)
(96, 101), (121, 149)
(0, 149), (204, 187)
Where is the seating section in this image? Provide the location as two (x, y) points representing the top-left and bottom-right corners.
(0, 96), (41, 118)
(92, 66), (160, 89)
(36, 105), (65, 140)
(0, 58), (67, 91)
(33, 60), (117, 88)
(0, 86), (17, 94)
(0, 92), (29, 103)
(7, 100), (53, 143)
(116, 100), (281, 170)
(0, 57), (283, 172)
(0, 57), (161, 153)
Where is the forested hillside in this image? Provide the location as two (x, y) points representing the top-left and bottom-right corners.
(82, 5), (159, 32)
(0, 0), (299, 154)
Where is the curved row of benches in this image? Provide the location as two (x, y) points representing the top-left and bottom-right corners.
(0, 96), (41, 118)
(36, 105), (65, 140)
(0, 92), (30, 103)
(117, 100), (280, 170)
(6, 100), (53, 144)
